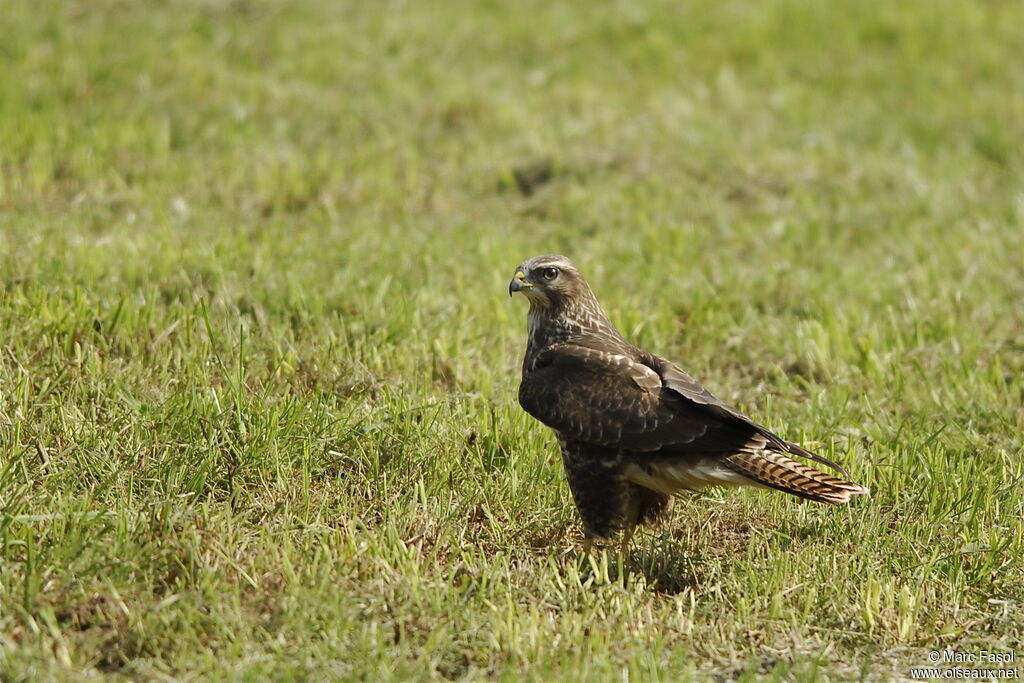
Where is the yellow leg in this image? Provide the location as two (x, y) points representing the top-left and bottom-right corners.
(582, 537), (594, 554)
(619, 525), (634, 556)
(619, 490), (644, 557)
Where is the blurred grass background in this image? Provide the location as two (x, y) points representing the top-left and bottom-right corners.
(1, 0), (1022, 679)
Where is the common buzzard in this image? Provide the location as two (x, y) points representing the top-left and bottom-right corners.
(509, 254), (868, 551)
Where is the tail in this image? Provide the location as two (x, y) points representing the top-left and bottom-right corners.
(723, 449), (869, 504)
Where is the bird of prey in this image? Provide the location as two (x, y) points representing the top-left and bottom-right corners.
(509, 254), (868, 552)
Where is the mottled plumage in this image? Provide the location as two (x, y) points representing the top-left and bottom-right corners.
(509, 254), (868, 549)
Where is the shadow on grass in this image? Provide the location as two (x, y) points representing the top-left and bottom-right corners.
(568, 538), (706, 596)
(625, 543), (705, 595)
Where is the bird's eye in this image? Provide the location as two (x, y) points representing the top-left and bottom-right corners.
(542, 267), (558, 281)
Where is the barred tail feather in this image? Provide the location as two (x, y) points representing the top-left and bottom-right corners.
(723, 450), (869, 504)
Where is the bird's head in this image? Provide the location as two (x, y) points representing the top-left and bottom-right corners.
(510, 254), (623, 348)
(509, 254), (590, 309)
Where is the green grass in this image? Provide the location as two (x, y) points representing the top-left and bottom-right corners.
(2, 0), (1023, 679)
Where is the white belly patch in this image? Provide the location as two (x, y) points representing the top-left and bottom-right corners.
(622, 459), (762, 496)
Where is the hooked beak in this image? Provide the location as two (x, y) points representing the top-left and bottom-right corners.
(509, 270), (528, 297)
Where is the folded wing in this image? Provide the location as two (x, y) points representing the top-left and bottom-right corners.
(519, 343), (758, 455)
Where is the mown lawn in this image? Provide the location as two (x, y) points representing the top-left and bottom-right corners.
(1, 0), (1022, 680)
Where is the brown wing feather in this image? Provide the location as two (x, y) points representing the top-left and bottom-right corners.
(520, 344), (864, 496)
(644, 353), (852, 477)
(518, 344), (756, 453)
